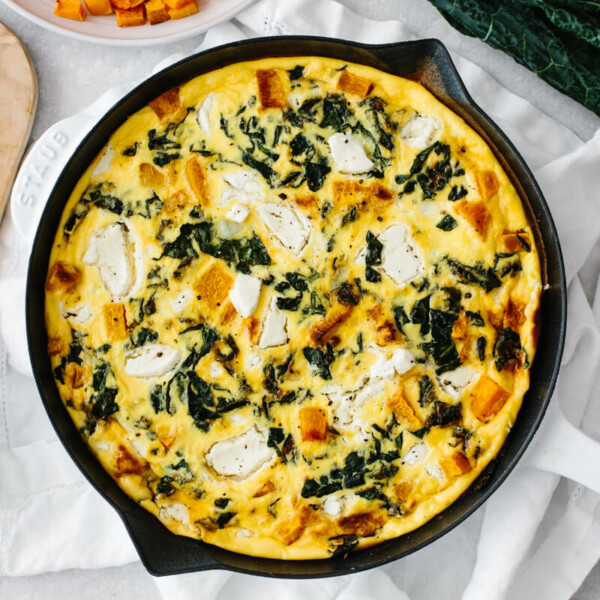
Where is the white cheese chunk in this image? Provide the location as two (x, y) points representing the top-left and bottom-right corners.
(168, 289), (192, 314)
(400, 114), (440, 149)
(227, 203), (250, 223)
(257, 203), (312, 256)
(196, 92), (216, 135)
(61, 302), (92, 325)
(426, 462), (445, 481)
(221, 169), (264, 205)
(217, 219), (243, 239)
(368, 346), (416, 381)
(205, 425), (275, 480)
(92, 145), (114, 178)
(159, 503), (190, 525)
(246, 352), (263, 370)
(390, 348), (416, 375)
(83, 223), (134, 298)
(258, 298), (288, 348)
(329, 379), (384, 432)
(328, 132), (374, 174)
(378, 224), (424, 287)
(403, 443), (428, 466)
(236, 528), (255, 538)
(322, 493), (357, 518)
(229, 273), (261, 318)
(210, 361), (225, 379)
(438, 366), (479, 399)
(125, 344), (181, 379)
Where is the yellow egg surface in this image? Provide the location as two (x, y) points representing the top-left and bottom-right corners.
(44, 57), (542, 560)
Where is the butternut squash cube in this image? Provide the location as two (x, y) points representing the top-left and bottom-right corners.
(440, 451), (472, 478)
(388, 392), (422, 430)
(149, 88), (183, 120)
(103, 302), (128, 341)
(47, 336), (64, 356)
(309, 304), (352, 345)
(300, 407), (328, 441)
(145, 0), (170, 24)
(162, 0), (188, 8)
(64, 363), (87, 389)
(54, 0), (86, 21)
(454, 200), (491, 238)
(394, 481), (413, 503)
(185, 156), (209, 205)
(470, 375), (509, 422)
(501, 231), (531, 253)
(275, 506), (313, 545)
(167, 0), (198, 20)
(163, 189), (191, 213)
(256, 69), (287, 109)
(84, 0), (112, 15)
(139, 162), (165, 189)
(376, 322), (396, 345)
(338, 70), (373, 97)
(115, 5), (145, 27)
(46, 261), (81, 293)
(194, 264), (234, 310)
(476, 170), (499, 201)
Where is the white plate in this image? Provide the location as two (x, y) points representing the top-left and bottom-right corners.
(1, 0), (253, 46)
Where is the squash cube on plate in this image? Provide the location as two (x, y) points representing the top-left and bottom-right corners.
(84, 0), (112, 15)
(54, 0), (86, 21)
(146, 0), (170, 24)
(115, 5), (145, 26)
(167, 0), (198, 20)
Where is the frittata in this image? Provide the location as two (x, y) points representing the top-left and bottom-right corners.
(44, 57), (541, 559)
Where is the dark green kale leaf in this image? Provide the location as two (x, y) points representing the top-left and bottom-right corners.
(216, 512), (236, 528)
(448, 185), (468, 202)
(328, 534), (359, 557)
(305, 161), (331, 192)
(288, 65), (305, 81)
(365, 230), (383, 283)
(418, 375), (436, 407)
(130, 327), (158, 347)
(303, 345), (336, 380)
(422, 309), (462, 374)
(427, 0), (600, 115)
(466, 311), (485, 326)
(426, 400), (462, 427)
(276, 293), (303, 311)
(447, 258), (502, 292)
(476, 336), (487, 361)
(320, 94), (353, 132)
(437, 214), (458, 231)
(494, 327), (522, 371)
(90, 363), (119, 420)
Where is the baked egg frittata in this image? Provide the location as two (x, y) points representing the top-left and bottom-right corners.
(45, 57), (541, 559)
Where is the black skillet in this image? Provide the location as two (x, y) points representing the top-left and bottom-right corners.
(25, 37), (566, 578)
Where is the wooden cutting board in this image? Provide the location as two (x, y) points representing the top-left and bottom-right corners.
(0, 22), (37, 220)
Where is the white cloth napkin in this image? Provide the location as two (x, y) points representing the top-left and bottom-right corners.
(1, 1), (600, 599)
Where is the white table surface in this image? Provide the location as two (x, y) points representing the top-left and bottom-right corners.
(0, 0), (599, 598)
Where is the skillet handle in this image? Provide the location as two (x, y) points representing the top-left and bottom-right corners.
(525, 402), (600, 494)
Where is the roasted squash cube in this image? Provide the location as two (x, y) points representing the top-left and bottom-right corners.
(115, 5), (145, 26)
(139, 162), (165, 189)
(84, 0), (112, 15)
(454, 200), (491, 238)
(163, 190), (191, 213)
(376, 322), (396, 345)
(167, 0), (198, 19)
(149, 88), (183, 120)
(256, 69), (287, 109)
(300, 407), (328, 441)
(115, 445), (144, 477)
(501, 231), (531, 253)
(54, 0), (86, 21)
(309, 304), (352, 345)
(476, 170), (499, 201)
(338, 513), (384, 537)
(470, 375), (509, 422)
(145, 0), (170, 24)
(338, 70), (373, 97)
(64, 363), (87, 389)
(394, 481), (413, 503)
(103, 302), (128, 341)
(47, 336), (64, 356)
(388, 392), (422, 430)
(194, 264), (234, 309)
(275, 505), (313, 545)
(185, 156), (209, 205)
(162, 0), (188, 8)
(46, 261), (81, 293)
(440, 451), (472, 478)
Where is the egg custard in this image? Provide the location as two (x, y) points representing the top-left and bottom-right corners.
(45, 57), (541, 559)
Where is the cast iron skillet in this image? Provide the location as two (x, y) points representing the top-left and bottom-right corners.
(26, 37), (566, 578)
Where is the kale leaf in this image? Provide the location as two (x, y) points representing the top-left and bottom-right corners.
(303, 345), (336, 380)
